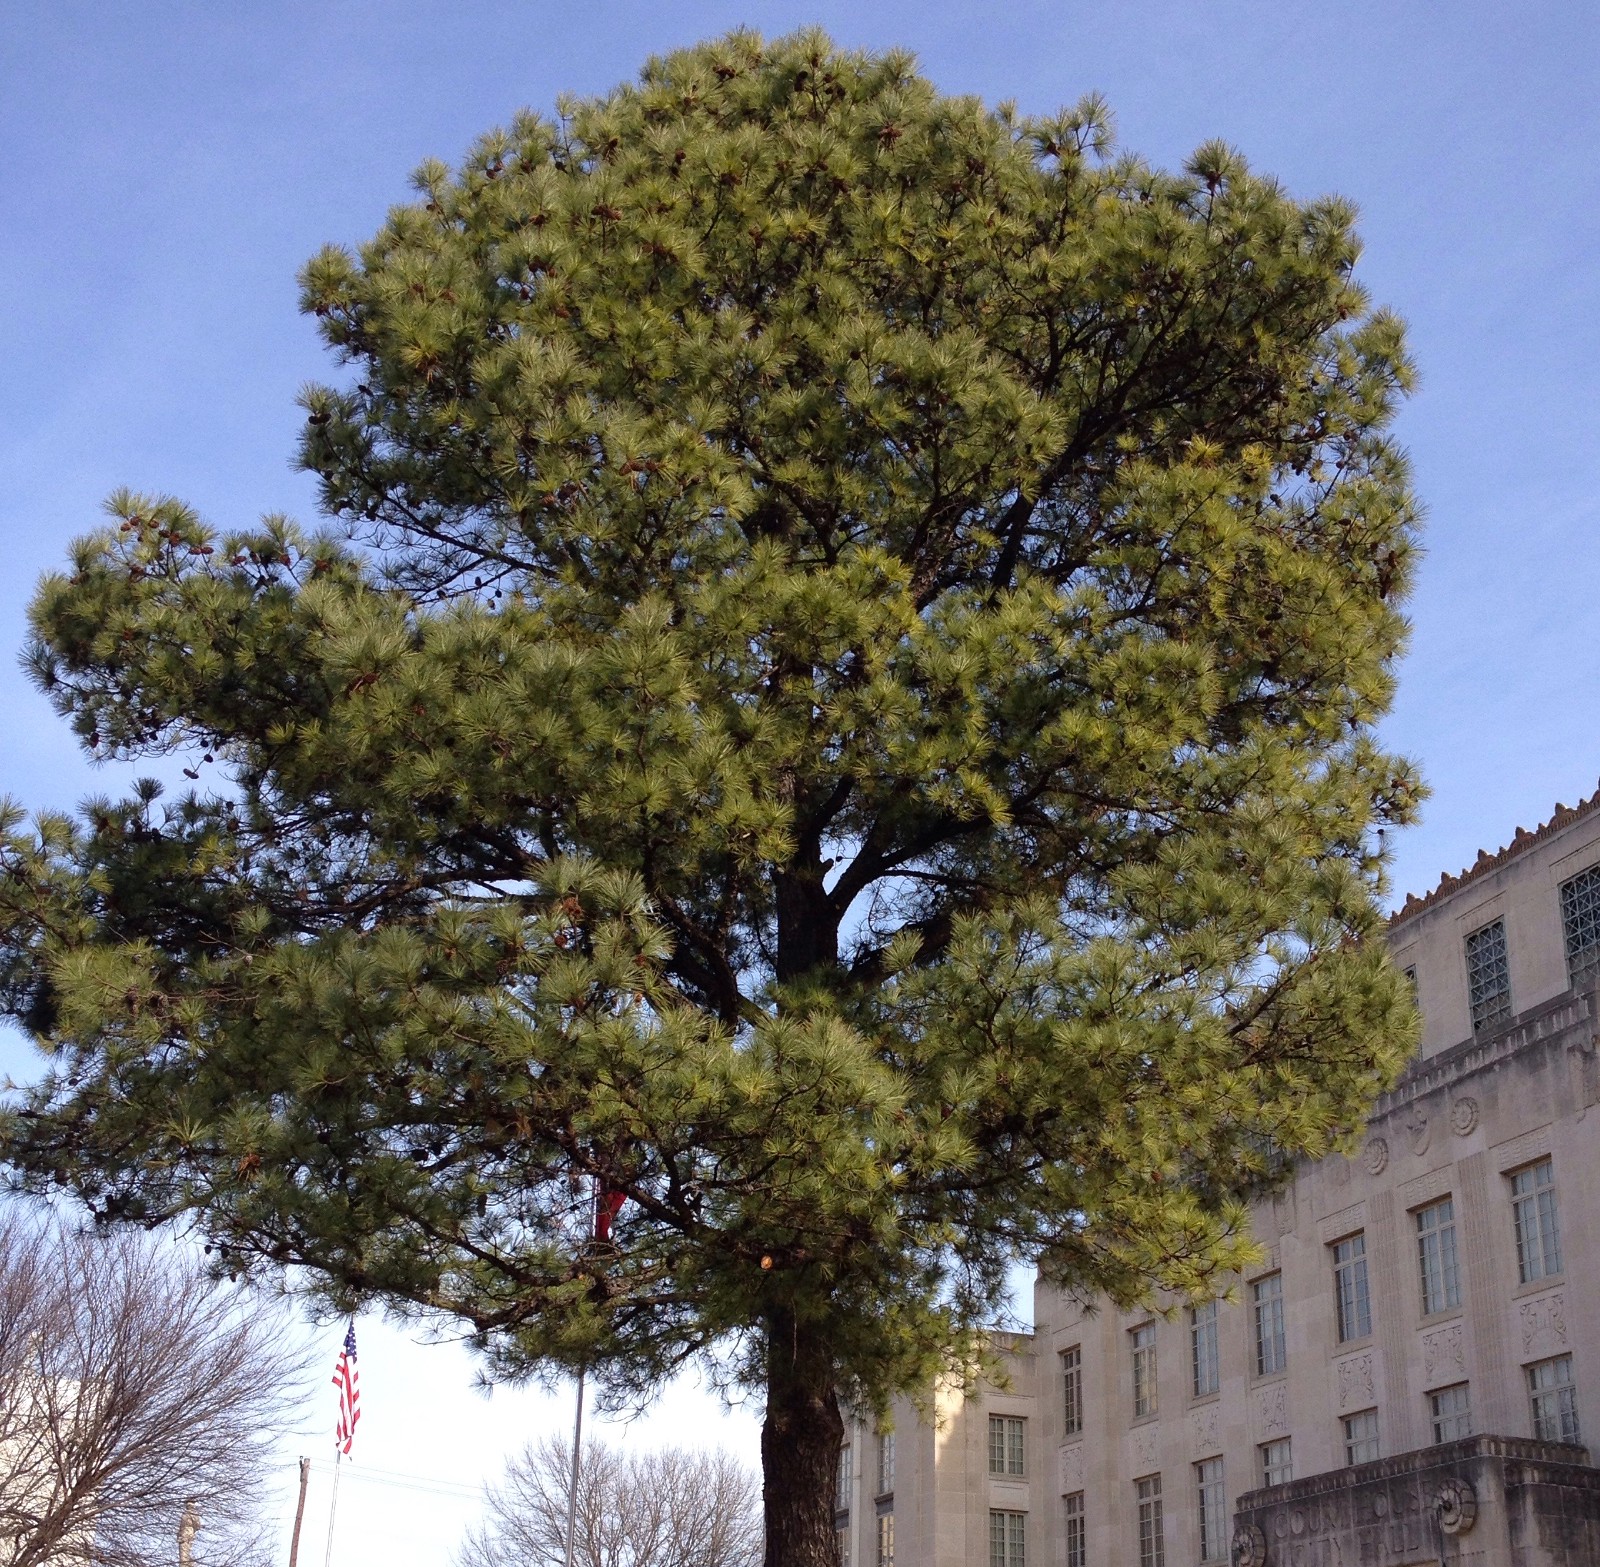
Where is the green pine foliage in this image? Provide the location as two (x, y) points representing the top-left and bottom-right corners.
(0, 28), (1421, 1554)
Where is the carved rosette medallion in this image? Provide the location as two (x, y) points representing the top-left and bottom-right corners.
(1232, 1522), (1268, 1567)
(1405, 1106), (1432, 1156)
(1434, 1477), (1478, 1534)
(1449, 1096), (1480, 1136)
(1362, 1137), (1389, 1176)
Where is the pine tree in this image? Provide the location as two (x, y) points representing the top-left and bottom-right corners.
(0, 31), (1422, 1567)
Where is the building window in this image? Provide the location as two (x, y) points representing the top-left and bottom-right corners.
(836, 1444), (852, 1511)
(1415, 1198), (1462, 1315)
(1131, 1323), (1158, 1418)
(1252, 1274), (1286, 1377)
(1135, 1475), (1165, 1567)
(1190, 1302), (1220, 1398)
(1195, 1458), (1226, 1564)
(1429, 1382), (1472, 1443)
(988, 1415), (1024, 1477)
(1332, 1233), (1372, 1342)
(876, 1431), (895, 1495)
(1062, 1345), (1083, 1437)
(877, 1511), (895, 1567)
(1466, 918), (1511, 1033)
(1560, 864), (1600, 985)
(1343, 1409), (1380, 1466)
(839, 1530), (852, 1567)
(1259, 1438), (1292, 1488)
(1528, 1355), (1581, 1442)
(1064, 1492), (1085, 1567)
(1511, 1160), (1562, 1282)
(988, 1509), (1024, 1567)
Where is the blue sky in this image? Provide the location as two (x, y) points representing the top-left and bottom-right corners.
(3, 2), (1598, 1558)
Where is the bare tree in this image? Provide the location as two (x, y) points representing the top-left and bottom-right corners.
(459, 1438), (761, 1567)
(0, 1210), (309, 1567)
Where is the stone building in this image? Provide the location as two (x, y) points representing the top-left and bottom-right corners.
(840, 790), (1600, 1566)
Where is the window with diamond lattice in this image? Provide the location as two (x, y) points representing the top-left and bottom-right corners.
(1466, 919), (1511, 1033)
(1561, 864), (1600, 986)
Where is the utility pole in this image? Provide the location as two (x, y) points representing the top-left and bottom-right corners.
(287, 1457), (310, 1567)
(178, 1502), (199, 1567)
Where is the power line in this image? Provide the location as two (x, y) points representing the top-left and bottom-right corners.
(299, 1456), (485, 1503)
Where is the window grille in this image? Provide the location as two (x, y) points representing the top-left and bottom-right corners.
(1560, 863), (1600, 985)
(1195, 1459), (1226, 1563)
(1415, 1198), (1462, 1314)
(1131, 1323), (1158, 1418)
(1135, 1476), (1164, 1567)
(1259, 1439), (1292, 1488)
(1061, 1346), (1083, 1436)
(1064, 1493), (1085, 1567)
(988, 1510), (1024, 1567)
(1252, 1274), (1286, 1376)
(987, 1415), (1024, 1476)
(1511, 1160), (1563, 1282)
(1529, 1355), (1581, 1442)
(1190, 1302), (1220, 1398)
(1343, 1410), (1379, 1466)
(1466, 919), (1511, 1032)
(1332, 1234), (1372, 1342)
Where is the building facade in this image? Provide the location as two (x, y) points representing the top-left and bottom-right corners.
(842, 791), (1600, 1567)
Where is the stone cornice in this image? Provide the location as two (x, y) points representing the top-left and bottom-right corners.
(1368, 988), (1593, 1125)
(1235, 1432), (1594, 1509)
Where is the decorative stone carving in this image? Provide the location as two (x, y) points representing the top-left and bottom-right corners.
(1423, 1322), (1465, 1382)
(1568, 1033), (1600, 1120)
(1132, 1427), (1158, 1471)
(1256, 1382), (1288, 1434)
(1434, 1476), (1478, 1534)
(1059, 1442), (1083, 1490)
(1335, 1352), (1374, 1411)
(1361, 1137), (1389, 1176)
(1190, 1404), (1219, 1451)
(1520, 1291), (1568, 1354)
(1450, 1096), (1480, 1136)
(1405, 1105), (1432, 1156)
(1232, 1521), (1268, 1566)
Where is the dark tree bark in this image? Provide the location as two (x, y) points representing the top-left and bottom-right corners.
(761, 1309), (845, 1567)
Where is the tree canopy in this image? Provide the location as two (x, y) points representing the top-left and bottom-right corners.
(0, 28), (1421, 1566)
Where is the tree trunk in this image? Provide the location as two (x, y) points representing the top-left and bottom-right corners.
(761, 1307), (843, 1567)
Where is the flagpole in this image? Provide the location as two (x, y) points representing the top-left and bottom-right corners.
(322, 1449), (342, 1567)
(562, 1366), (585, 1567)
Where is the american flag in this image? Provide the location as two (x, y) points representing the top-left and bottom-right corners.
(332, 1323), (360, 1456)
